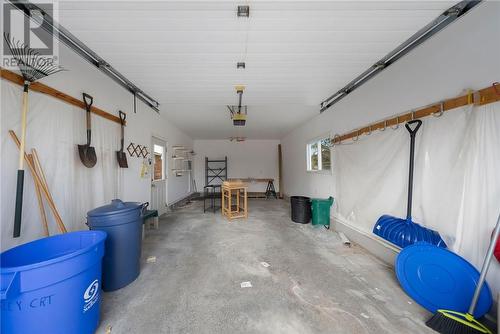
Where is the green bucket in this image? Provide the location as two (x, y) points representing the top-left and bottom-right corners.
(311, 197), (334, 228)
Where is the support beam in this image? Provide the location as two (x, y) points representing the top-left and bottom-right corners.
(331, 83), (500, 144)
(1, 68), (123, 125)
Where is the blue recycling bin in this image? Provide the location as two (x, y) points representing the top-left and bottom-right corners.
(87, 199), (146, 291)
(1, 231), (107, 334)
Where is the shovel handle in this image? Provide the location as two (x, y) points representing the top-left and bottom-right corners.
(405, 120), (422, 136)
(468, 213), (500, 314)
(405, 119), (422, 220)
(83, 93), (93, 110)
(118, 111), (126, 151)
(119, 110), (126, 124)
(82, 93), (93, 145)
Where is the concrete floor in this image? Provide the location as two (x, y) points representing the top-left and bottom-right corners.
(97, 199), (435, 334)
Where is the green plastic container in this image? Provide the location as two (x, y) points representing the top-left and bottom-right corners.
(311, 197), (334, 228)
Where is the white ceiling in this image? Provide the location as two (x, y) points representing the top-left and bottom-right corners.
(58, 1), (455, 139)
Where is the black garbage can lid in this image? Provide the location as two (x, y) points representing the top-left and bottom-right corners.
(291, 196), (310, 201)
(87, 199), (141, 218)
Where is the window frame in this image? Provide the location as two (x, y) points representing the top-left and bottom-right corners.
(153, 144), (166, 181)
(306, 134), (332, 174)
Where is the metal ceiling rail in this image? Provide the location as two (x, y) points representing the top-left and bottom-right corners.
(319, 0), (482, 113)
(6, 0), (160, 113)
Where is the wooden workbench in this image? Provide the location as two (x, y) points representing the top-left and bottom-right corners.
(227, 178), (277, 199)
(228, 178), (273, 183)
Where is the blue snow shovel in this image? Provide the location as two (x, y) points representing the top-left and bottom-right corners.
(373, 120), (447, 249)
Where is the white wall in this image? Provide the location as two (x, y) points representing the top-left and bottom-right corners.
(193, 139), (280, 193)
(1, 40), (192, 250)
(280, 2), (500, 304)
(281, 2), (499, 199)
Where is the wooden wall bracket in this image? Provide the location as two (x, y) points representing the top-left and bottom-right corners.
(1, 67), (124, 125)
(331, 83), (500, 145)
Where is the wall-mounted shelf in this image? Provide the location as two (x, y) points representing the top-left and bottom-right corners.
(171, 146), (194, 176)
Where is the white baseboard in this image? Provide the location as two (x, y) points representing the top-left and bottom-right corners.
(331, 215), (400, 265)
(332, 215), (498, 323)
(167, 192), (196, 208)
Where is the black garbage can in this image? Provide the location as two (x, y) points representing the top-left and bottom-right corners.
(290, 196), (311, 224)
(87, 199), (147, 291)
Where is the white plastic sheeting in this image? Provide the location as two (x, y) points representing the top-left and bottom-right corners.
(332, 102), (500, 299)
(1, 80), (123, 251)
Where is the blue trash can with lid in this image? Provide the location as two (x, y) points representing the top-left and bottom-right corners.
(87, 199), (147, 291)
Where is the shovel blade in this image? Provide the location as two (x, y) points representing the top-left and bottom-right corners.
(373, 214), (447, 249)
(78, 144), (97, 168)
(116, 151), (128, 168)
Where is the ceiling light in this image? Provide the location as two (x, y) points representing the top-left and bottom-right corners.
(237, 62), (246, 69)
(237, 5), (249, 17)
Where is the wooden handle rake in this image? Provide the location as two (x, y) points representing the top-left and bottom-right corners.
(9, 130), (67, 234)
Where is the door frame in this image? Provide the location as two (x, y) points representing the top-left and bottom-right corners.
(151, 135), (168, 213)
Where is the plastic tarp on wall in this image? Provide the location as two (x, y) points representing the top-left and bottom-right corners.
(332, 102), (500, 299)
(1, 80), (123, 251)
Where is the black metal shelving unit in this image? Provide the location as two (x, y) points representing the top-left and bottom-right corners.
(203, 157), (227, 213)
(205, 157), (227, 186)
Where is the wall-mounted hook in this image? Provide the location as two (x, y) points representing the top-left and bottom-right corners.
(127, 143), (136, 157)
(380, 120), (387, 131)
(352, 130), (360, 142)
(493, 82), (500, 96)
(432, 102), (444, 117)
(473, 90), (481, 105)
(366, 125), (372, 135)
(467, 89), (473, 105)
(410, 110), (416, 120)
(332, 134), (341, 147)
(391, 116), (400, 130)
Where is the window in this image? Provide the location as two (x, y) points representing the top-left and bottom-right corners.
(153, 144), (165, 180)
(307, 137), (331, 172)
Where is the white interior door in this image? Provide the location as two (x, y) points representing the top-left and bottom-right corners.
(151, 137), (168, 216)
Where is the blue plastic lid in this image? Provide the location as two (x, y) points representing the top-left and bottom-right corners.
(395, 242), (492, 318)
(87, 199), (141, 217)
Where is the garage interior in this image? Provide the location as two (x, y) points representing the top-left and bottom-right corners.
(1, 1), (500, 333)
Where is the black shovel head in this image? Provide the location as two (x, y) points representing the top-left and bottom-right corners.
(78, 144), (97, 168)
(116, 150), (128, 168)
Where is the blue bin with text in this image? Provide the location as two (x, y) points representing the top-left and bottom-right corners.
(1, 231), (107, 334)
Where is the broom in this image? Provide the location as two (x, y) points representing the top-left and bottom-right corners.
(426, 213), (500, 334)
(3, 33), (64, 237)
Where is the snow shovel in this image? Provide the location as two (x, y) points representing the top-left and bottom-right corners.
(373, 120), (447, 249)
(78, 93), (97, 168)
(116, 111), (128, 168)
